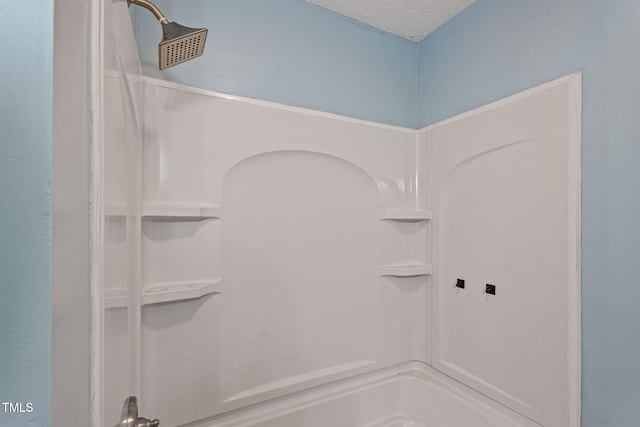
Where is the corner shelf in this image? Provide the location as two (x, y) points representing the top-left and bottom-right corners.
(105, 203), (128, 217)
(379, 264), (432, 277)
(379, 209), (431, 222)
(141, 279), (223, 305)
(142, 204), (221, 219)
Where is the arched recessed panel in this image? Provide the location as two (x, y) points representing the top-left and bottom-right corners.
(439, 138), (566, 419)
(220, 150), (398, 403)
(431, 77), (580, 427)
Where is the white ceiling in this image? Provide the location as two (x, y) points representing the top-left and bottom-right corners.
(306, 0), (475, 41)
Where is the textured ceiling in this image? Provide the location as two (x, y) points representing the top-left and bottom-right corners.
(306, 0), (475, 41)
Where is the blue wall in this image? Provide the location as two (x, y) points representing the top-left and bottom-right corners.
(419, 1), (640, 426)
(0, 2), (52, 427)
(132, 0), (418, 128)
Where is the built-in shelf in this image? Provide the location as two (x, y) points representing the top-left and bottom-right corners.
(379, 264), (432, 277)
(105, 203), (128, 217)
(379, 209), (431, 222)
(142, 204), (222, 219)
(141, 279), (223, 305)
(104, 288), (128, 309)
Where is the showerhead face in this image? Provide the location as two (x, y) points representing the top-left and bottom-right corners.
(159, 22), (208, 70)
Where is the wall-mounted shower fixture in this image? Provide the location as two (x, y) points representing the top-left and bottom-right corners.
(128, 0), (208, 70)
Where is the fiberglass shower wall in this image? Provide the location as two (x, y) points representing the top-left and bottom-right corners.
(103, 76), (578, 427)
(101, 1), (145, 425)
(137, 79), (431, 426)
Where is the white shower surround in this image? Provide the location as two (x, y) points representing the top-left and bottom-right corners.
(136, 76), (431, 425)
(98, 71), (580, 427)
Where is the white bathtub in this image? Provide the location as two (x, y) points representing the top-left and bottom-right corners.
(185, 362), (539, 427)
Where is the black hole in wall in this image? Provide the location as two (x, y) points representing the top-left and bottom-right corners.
(486, 284), (496, 295)
(456, 279), (465, 289)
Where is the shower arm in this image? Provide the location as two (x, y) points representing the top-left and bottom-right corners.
(128, 0), (169, 25)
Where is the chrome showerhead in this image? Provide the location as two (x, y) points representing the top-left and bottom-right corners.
(128, 0), (208, 70)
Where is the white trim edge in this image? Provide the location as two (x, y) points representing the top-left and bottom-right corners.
(89, 0), (104, 424)
(143, 76), (417, 134)
(419, 73), (583, 132)
(566, 72), (582, 427)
